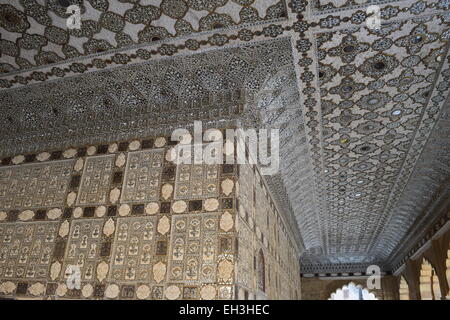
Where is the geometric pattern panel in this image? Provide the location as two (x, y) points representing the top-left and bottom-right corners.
(0, 0), (288, 74)
(315, 14), (450, 257)
(0, 160), (73, 210)
(167, 213), (219, 284)
(0, 221), (58, 280)
(0, 0), (447, 276)
(61, 219), (104, 283)
(174, 164), (220, 200)
(121, 149), (164, 203)
(77, 155), (115, 206)
(110, 216), (157, 283)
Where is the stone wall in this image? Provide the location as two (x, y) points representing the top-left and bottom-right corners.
(235, 163), (301, 300)
(0, 130), (301, 300)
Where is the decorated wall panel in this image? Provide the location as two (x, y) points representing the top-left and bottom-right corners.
(0, 134), (242, 300)
(0, 130), (299, 300)
(0, 131), (302, 299)
(0, 160), (73, 210)
(235, 163), (301, 300)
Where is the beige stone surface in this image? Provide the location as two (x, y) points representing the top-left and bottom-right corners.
(161, 183), (173, 200)
(172, 200), (187, 213)
(157, 216), (170, 235)
(221, 178), (234, 196)
(165, 148), (177, 162)
(28, 282), (45, 296)
(59, 220), (70, 238)
(87, 146), (96, 155)
(47, 208), (62, 220)
(103, 218), (115, 237)
(95, 205), (106, 217)
(153, 261), (167, 284)
(218, 259), (234, 282)
(73, 207), (83, 218)
(82, 284), (94, 298)
(204, 198), (219, 212)
(105, 284), (120, 298)
(63, 148), (77, 158)
(115, 153), (126, 167)
(12, 155), (25, 164)
(136, 285), (150, 300)
(145, 202), (159, 215)
(50, 261), (61, 280)
(19, 210), (34, 221)
(220, 211), (234, 232)
(56, 284), (67, 297)
(108, 143), (118, 153)
(129, 140), (141, 151)
(118, 204), (131, 216)
(154, 137), (166, 147)
(97, 261), (109, 282)
(165, 285), (180, 300)
(36, 152), (50, 162)
(200, 285), (216, 300)
(0, 281), (16, 294)
(66, 191), (76, 207)
(110, 187), (121, 204)
(74, 158), (84, 171)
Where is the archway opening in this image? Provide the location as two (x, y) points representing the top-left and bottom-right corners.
(419, 258), (441, 300)
(399, 276), (410, 300)
(328, 282), (378, 300)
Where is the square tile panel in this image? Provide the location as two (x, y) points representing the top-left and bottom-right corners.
(77, 155), (115, 205)
(0, 221), (58, 280)
(174, 164), (220, 200)
(109, 216), (157, 283)
(62, 219), (104, 283)
(121, 149), (164, 203)
(167, 213), (219, 284)
(0, 160), (74, 210)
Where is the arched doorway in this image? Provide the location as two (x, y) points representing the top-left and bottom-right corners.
(419, 258), (441, 300)
(328, 282), (377, 300)
(399, 276), (410, 300)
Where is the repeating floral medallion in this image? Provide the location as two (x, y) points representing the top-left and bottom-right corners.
(0, 0), (449, 278)
(289, 0), (450, 272)
(0, 129), (301, 299)
(0, 0), (288, 75)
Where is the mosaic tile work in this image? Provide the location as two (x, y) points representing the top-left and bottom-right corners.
(0, 132), (301, 300)
(0, 0), (288, 75)
(0, 160), (73, 210)
(174, 164), (220, 200)
(110, 216), (157, 283)
(77, 155), (115, 206)
(0, 222), (58, 280)
(121, 150), (164, 203)
(61, 219), (104, 283)
(168, 213), (219, 284)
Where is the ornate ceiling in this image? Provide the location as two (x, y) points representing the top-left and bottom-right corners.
(0, 0), (449, 274)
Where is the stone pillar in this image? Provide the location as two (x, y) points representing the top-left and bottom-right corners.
(404, 259), (422, 300)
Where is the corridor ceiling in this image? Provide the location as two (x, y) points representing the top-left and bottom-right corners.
(0, 0), (449, 273)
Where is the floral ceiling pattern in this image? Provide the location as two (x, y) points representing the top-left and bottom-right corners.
(0, 0), (449, 274)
